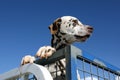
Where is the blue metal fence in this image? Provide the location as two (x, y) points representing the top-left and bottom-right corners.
(65, 45), (120, 80)
(35, 45), (120, 80)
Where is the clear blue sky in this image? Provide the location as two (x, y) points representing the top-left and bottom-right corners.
(0, 0), (120, 74)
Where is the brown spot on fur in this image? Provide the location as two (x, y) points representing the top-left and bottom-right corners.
(49, 24), (58, 34)
(72, 20), (78, 24)
(72, 20), (78, 27)
(49, 18), (62, 34)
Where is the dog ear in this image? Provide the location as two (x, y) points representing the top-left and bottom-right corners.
(48, 18), (61, 34)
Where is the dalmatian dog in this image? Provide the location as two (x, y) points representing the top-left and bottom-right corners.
(49, 16), (93, 50)
(21, 16), (93, 79)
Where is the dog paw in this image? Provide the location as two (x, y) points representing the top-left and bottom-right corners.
(21, 55), (35, 66)
(35, 46), (56, 59)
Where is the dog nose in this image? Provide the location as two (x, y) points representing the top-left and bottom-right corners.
(87, 26), (93, 33)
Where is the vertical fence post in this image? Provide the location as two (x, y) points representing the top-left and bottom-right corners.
(65, 45), (82, 80)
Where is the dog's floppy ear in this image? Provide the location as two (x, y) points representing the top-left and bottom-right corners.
(49, 18), (62, 34)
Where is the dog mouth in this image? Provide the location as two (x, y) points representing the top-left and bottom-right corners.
(75, 35), (90, 42)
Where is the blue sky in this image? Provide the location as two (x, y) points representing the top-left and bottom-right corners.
(0, 0), (120, 74)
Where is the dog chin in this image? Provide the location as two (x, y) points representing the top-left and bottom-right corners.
(80, 38), (88, 42)
(75, 34), (90, 42)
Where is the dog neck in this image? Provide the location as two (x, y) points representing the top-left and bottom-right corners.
(51, 32), (70, 50)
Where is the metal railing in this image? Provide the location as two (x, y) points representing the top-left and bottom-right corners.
(0, 63), (53, 80)
(35, 45), (120, 80)
(0, 45), (120, 80)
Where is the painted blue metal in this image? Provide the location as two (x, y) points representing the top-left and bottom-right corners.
(68, 45), (120, 80)
(81, 49), (120, 73)
(35, 45), (120, 80)
(1, 45), (119, 80)
(65, 45), (78, 80)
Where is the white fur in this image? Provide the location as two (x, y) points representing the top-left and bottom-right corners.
(60, 16), (90, 37)
(21, 55), (35, 65)
(36, 46), (56, 59)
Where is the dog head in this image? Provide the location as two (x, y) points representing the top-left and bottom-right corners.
(49, 16), (93, 49)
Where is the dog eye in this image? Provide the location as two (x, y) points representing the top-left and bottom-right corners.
(48, 49), (51, 52)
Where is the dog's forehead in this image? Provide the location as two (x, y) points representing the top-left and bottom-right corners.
(61, 16), (77, 20)
(61, 16), (82, 25)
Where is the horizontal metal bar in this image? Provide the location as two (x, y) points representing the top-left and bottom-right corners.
(35, 47), (66, 65)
